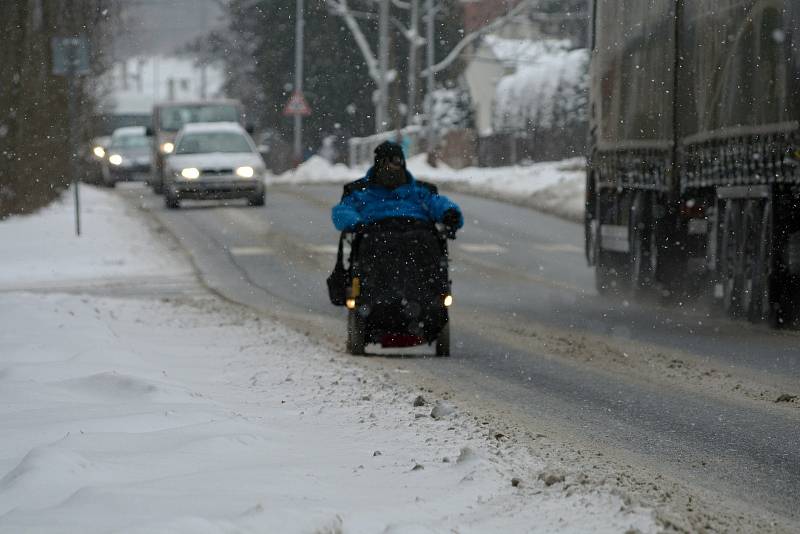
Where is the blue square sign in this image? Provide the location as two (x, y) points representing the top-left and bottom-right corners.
(51, 36), (90, 76)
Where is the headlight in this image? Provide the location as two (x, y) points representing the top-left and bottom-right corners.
(235, 166), (255, 178)
(93, 146), (106, 159)
(108, 154), (123, 166)
(181, 167), (200, 179)
(443, 294), (453, 307)
(161, 142), (174, 154)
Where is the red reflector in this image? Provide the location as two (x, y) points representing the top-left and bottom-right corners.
(380, 334), (424, 348)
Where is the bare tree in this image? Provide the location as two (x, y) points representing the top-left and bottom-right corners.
(326, 0), (540, 134)
(421, 0), (538, 76)
(0, 0), (119, 217)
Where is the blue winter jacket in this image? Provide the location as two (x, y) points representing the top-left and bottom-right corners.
(332, 168), (464, 232)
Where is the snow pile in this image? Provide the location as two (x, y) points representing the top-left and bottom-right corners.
(269, 154), (587, 222)
(268, 155), (363, 184)
(488, 37), (589, 132)
(408, 154), (586, 222)
(0, 186), (656, 532)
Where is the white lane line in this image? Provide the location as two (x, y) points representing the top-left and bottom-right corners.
(305, 244), (340, 255)
(531, 243), (582, 253)
(457, 242), (580, 254)
(230, 246), (274, 256)
(459, 243), (508, 254)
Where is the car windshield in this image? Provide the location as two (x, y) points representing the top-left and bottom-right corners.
(175, 132), (253, 154)
(159, 105), (239, 131)
(110, 135), (149, 150)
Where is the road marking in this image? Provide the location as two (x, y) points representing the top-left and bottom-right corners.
(305, 244), (339, 255)
(230, 246), (274, 256)
(220, 208), (271, 234)
(459, 243), (508, 254)
(531, 243), (582, 253)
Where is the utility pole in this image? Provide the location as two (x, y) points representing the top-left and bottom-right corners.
(376, 0), (390, 133)
(200, 64), (207, 99)
(66, 45), (80, 236)
(425, 0), (436, 156)
(154, 55), (159, 101)
(293, 0), (305, 163)
(200, 1), (208, 99)
(407, 0), (419, 126)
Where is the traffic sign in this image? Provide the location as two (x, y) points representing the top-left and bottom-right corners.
(51, 35), (91, 236)
(51, 36), (90, 76)
(283, 91), (311, 117)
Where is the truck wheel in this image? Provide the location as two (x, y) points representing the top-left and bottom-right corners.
(629, 193), (654, 293)
(748, 201), (773, 323)
(346, 310), (366, 355)
(585, 171), (598, 265)
(740, 202), (760, 320)
(435, 323), (450, 357)
(720, 200), (743, 317)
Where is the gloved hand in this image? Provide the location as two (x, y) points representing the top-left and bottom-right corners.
(442, 209), (460, 239)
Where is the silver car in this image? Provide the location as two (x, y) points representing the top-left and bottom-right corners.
(163, 122), (266, 209)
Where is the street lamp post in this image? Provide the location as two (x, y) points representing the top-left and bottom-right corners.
(376, 0), (390, 133)
(407, 0), (419, 126)
(425, 0), (436, 157)
(293, 0), (305, 163)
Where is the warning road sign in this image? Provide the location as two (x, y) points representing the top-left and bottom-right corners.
(283, 91), (312, 117)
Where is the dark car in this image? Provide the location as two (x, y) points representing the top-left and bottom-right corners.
(102, 127), (151, 187)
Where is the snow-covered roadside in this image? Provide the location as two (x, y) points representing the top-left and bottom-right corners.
(0, 187), (656, 532)
(0, 187), (195, 290)
(268, 155), (586, 222)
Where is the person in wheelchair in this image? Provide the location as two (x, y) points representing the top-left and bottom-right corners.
(329, 141), (463, 355)
(332, 141), (463, 235)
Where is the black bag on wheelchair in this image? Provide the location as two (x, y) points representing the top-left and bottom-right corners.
(326, 232), (348, 306)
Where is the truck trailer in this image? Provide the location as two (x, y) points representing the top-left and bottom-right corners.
(586, 0), (800, 325)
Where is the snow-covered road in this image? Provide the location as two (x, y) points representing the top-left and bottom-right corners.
(0, 187), (658, 532)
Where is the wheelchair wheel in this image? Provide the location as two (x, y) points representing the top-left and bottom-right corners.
(435, 323), (450, 357)
(346, 310), (366, 355)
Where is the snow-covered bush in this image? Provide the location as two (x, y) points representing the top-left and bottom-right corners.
(489, 37), (589, 133)
(429, 88), (474, 134)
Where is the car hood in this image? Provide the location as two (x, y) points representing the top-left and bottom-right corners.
(167, 152), (264, 171)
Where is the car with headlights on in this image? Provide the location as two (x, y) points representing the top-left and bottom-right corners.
(85, 135), (110, 185)
(163, 122), (266, 209)
(102, 126), (151, 187)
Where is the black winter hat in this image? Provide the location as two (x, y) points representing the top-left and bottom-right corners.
(374, 141), (405, 167)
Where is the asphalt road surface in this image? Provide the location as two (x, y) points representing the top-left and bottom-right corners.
(119, 183), (800, 528)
